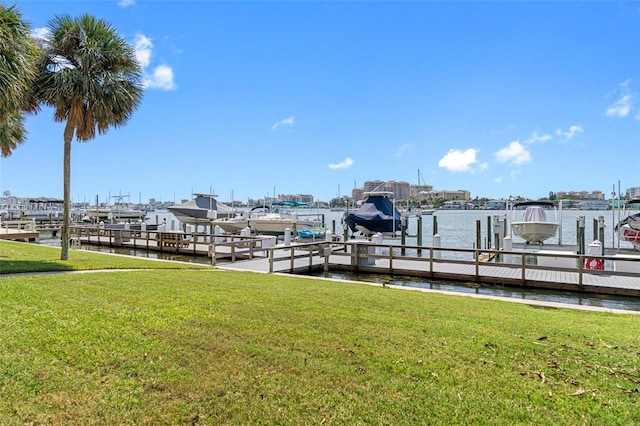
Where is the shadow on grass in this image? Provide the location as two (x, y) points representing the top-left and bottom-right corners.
(0, 260), (75, 275)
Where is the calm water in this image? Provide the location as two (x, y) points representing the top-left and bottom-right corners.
(147, 207), (634, 251)
(41, 207), (640, 312)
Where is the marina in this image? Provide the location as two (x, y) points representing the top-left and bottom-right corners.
(57, 219), (640, 299)
(3, 206), (639, 310)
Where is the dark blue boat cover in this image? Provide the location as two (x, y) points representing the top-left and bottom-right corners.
(344, 196), (401, 233)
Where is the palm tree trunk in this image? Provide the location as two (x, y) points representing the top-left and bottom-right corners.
(61, 122), (73, 260)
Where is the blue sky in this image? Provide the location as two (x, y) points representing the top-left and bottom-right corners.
(1, 0), (639, 204)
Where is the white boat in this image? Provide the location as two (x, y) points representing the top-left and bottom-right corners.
(511, 201), (559, 244)
(167, 193), (236, 225)
(211, 214), (249, 233)
(211, 206), (270, 233)
(615, 199), (640, 250)
(85, 207), (145, 222)
(249, 210), (321, 236)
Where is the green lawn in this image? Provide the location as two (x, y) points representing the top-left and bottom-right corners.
(1, 241), (639, 424)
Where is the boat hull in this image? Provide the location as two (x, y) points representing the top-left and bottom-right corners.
(619, 226), (640, 250)
(86, 209), (145, 221)
(512, 222), (558, 244)
(211, 217), (249, 233)
(250, 218), (318, 236)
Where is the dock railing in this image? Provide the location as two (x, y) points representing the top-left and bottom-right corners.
(257, 240), (639, 296)
(68, 225), (639, 295)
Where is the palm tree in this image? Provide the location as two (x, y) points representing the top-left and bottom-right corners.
(0, 4), (39, 156)
(34, 14), (144, 260)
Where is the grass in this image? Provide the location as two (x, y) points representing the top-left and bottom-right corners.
(0, 240), (207, 273)
(1, 240), (639, 424)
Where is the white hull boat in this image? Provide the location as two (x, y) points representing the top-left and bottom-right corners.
(168, 193), (236, 225)
(250, 212), (321, 236)
(86, 208), (145, 222)
(615, 199), (640, 250)
(511, 201), (559, 244)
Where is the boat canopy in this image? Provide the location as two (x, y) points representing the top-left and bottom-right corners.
(522, 206), (547, 222)
(271, 201), (314, 208)
(512, 201), (555, 208)
(344, 195), (401, 233)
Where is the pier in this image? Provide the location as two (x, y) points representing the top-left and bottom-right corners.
(67, 225), (640, 297)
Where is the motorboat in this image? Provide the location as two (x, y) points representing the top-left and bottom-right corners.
(297, 227), (327, 240)
(510, 201), (559, 244)
(343, 192), (402, 236)
(249, 210), (321, 236)
(211, 206), (270, 233)
(85, 207), (146, 222)
(168, 193), (236, 225)
(615, 199), (640, 250)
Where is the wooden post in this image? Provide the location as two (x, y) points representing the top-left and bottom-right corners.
(576, 216), (585, 255)
(417, 215), (423, 256)
(433, 215), (438, 235)
(475, 220), (481, 258)
(401, 219), (406, 256)
(486, 216), (492, 250)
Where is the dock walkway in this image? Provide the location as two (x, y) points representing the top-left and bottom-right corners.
(67, 225), (640, 297)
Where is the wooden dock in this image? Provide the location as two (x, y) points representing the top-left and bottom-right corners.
(218, 241), (640, 297)
(1, 221), (40, 241)
(0, 228), (39, 241)
(68, 225), (640, 297)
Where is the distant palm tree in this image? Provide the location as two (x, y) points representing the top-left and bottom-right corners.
(0, 4), (39, 156)
(34, 14), (144, 260)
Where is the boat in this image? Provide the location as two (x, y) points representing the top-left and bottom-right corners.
(297, 227), (326, 240)
(167, 193), (236, 225)
(249, 209), (321, 236)
(85, 206), (146, 222)
(211, 206), (270, 233)
(614, 199), (640, 250)
(343, 191), (402, 236)
(510, 201), (559, 244)
(22, 198), (65, 221)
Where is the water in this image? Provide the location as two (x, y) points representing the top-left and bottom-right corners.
(39, 207), (640, 312)
(144, 207), (634, 251)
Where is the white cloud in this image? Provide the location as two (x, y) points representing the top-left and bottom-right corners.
(524, 131), (552, 144)
(134, 33), (176, 91)
(494, 141), (531, 165)
(134, 33), (152, 68)
(606, 94), (632, 118)
(119, 0), (135, 7)
(438, 148), (479, 172)
(271, 117), (295, 130)
(31, 27), (50, 41)
(555, 125), (583, 141)
(605, 79), (635, 118)
(328, 157), (354, 170)
(394, 143), (413, 158)
(144, 65), (176, 90)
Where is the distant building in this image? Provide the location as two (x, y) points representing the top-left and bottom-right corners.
(627, 187), (640, 199)
(277, 194), (314, 204)
(355, 179), (458, 201)
(555, 190), (605, 200)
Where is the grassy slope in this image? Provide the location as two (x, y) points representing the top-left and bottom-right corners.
(0, 241), (638, 424)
